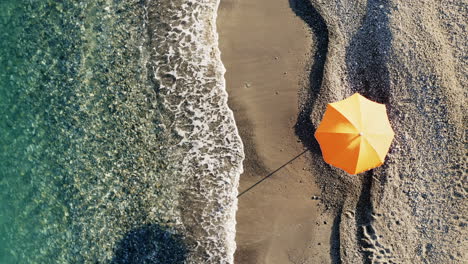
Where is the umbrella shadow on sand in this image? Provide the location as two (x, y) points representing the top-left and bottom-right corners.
(345, 1), (393, 262)
(290, 0), (393, 263)
(111, 224), (187, 264)
(345, 1), (392, 105)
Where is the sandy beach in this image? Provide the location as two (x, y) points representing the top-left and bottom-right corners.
(218, 0), (333, 263)
(219, 0), (466, 263)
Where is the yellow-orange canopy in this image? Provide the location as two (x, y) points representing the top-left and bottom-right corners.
(314, 93), (394, 174)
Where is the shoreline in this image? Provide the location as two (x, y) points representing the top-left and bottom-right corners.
(212, 0), (245, 261)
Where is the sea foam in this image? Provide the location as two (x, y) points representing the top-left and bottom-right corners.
(145, 0), (244, 262)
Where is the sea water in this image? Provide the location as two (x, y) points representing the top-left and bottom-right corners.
(0, 0), (243, 263)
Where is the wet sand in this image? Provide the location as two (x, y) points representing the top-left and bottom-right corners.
(218, 0), (333, 263)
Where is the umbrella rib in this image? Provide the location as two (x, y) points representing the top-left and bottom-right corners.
(324, 137), (361, 174)
(328, 96), (363, 131)
(362, 137), (385, 163)
(321, 104), (361, 133)
(330, 104), (360, 129)
(355, 93), (364, 131)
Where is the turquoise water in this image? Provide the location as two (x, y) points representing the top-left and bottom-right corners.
(1, 1), (80, 262)
(0, 1), (243, 263)
(0, 1), (177, 263)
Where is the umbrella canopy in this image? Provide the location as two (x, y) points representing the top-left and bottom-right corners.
(314, 93), (394, 174)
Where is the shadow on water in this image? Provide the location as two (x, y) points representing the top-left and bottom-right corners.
(288, 0), (329, 155)
(111, 224), (187, 264)
(345, 0), (392, 104)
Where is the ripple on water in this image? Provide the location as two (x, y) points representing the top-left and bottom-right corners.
(0, 0), (243, 263)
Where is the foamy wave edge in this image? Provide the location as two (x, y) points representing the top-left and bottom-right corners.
(212, 0), (245, 262)
(145, 0), (245, 261)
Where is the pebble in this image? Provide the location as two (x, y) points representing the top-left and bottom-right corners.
(275, 91), (279, 95)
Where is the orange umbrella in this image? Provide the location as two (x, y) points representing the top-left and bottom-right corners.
(314, 93), (394, 174)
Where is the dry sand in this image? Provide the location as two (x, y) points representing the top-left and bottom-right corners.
(219, 0), (466, 263)
(302, 1), (466, 263)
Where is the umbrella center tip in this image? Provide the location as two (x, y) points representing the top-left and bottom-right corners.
(359, 132), (364, 136)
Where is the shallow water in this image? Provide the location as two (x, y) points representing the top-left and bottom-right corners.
(0, 1), (243, 263)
